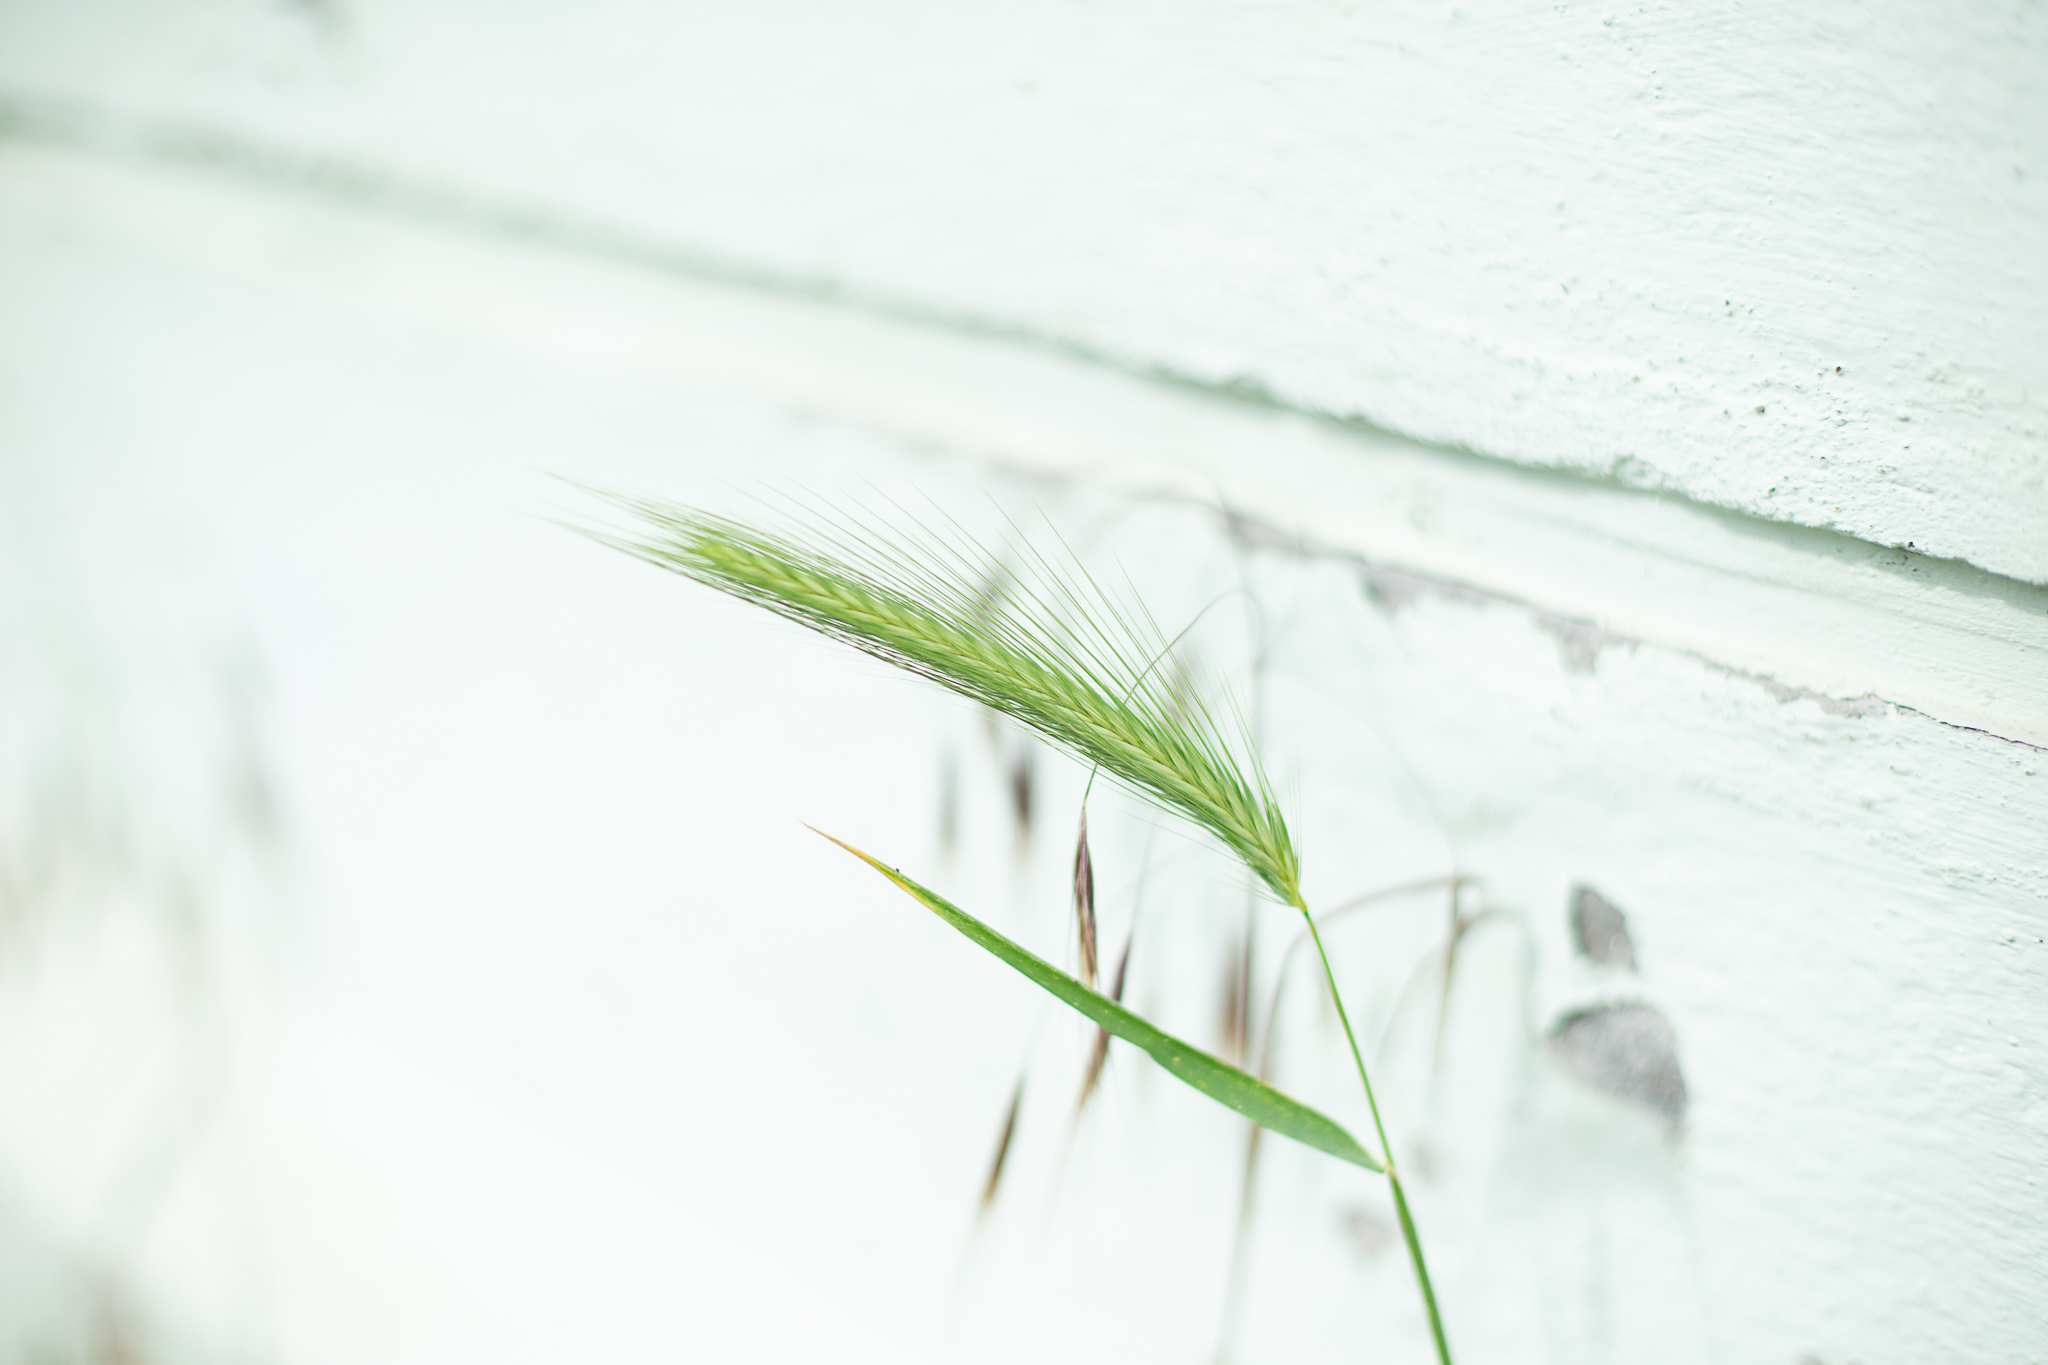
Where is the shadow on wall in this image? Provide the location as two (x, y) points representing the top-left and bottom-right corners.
(1549, 887), (1688, 1133)
(0, 453), (282, 1365)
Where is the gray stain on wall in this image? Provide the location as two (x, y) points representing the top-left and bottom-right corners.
(1548, 1004), (1689, 1130)
(1571, 885), (1638, 969)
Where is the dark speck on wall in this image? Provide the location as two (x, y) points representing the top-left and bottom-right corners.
(1571, 885), (1637, 969)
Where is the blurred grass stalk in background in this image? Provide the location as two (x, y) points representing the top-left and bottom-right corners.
(583, 490), (1454, 1364)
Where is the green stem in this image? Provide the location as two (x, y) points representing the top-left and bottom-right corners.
(1300, 906), (1453, 1365)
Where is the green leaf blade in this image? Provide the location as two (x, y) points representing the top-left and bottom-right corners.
(816, 829), (1383, 1175)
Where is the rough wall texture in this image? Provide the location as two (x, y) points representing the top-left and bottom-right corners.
(1, 0), (2044, 580)
(1, 7), (2044, 1365)
(1, 138), (2042, 1365)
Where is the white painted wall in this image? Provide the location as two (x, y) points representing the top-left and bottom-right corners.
(0, 7), (2043, 1365)
(3, 0), (2044, 580)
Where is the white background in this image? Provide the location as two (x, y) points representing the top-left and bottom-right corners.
(0, 5), (2043, 1365)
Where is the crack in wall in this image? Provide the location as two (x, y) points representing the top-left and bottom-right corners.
(4, 96), (2034, 750)
(994, 468), (2044, 751)
(6, 91), (2036, 595)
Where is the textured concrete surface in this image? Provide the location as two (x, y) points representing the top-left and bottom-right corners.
(3, 0), (2043, 580)
(2, 133), (2042, 1365)
(5, 7), (2047, 1361)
